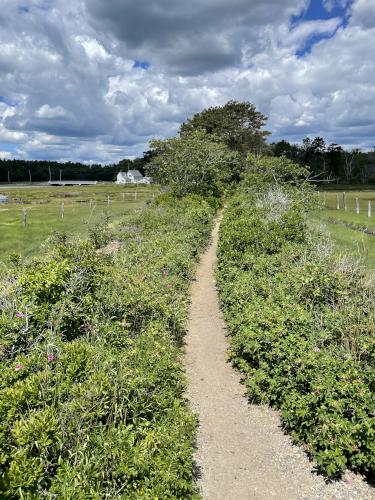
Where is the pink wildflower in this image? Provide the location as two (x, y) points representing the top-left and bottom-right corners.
(16, 312), (25, 318)
(167, 283), (172, 289)
(15, 363), (23, 371)
(47, 354), (56, 362)
(314, 347), (321, 353)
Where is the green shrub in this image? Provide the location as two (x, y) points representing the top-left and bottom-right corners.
(0, 195), (214, 497)
(217, 187), (375, 478)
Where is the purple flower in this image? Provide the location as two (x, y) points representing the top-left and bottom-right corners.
(47, 354), (56, 362)
(16, 312), (25, 318)
(15, 363), (23, 371)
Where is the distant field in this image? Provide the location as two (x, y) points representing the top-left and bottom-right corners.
(0, 184), (156, 258)
(313, 189), (375, 269)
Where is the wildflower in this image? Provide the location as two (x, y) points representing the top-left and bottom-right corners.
(15, 363), (23, 371)
(167, 283), (172, 289)
(314, 347), (321, 353)
(16, 312), (25, 318)
(47, 354), (56, 362)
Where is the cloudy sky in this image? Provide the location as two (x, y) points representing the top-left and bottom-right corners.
(0, 0), (374, 163)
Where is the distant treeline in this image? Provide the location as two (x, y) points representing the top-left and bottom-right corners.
(0, 159), (117, 183)
(271, 137), (375, 184)
(0, 152), (154, 183)
(2, 135), (375, 185)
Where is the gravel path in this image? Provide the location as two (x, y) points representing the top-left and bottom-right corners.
(184, 216), (374, 500)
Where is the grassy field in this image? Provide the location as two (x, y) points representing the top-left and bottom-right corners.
(314, 189), (375, 269)
(0, 184), (156, 258)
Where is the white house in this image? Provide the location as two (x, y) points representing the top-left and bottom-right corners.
(116, 170), (151, 185)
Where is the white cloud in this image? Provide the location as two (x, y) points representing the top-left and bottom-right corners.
(36, 105), (68, 119)
(0, 150), (12, 159)
(281, 18), (342, 48)
(350, 0), (375, 28)
(75, 36), (110, 61)
(323, 0), (351, 12)
(0, 124), (27, 142)
(0, 0), (374, 163)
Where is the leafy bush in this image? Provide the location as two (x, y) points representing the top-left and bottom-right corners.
(217, 186), (375, 478)
(148, 129), (242, 199)
(0, 195), (214, 497)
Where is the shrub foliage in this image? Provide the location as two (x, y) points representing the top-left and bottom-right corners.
(0, 195), (214, 497)
(217, 168), (375, 478)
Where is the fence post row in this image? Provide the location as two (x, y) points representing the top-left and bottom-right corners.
(331, 192), (374, 217)
(16, 191), (157, 227)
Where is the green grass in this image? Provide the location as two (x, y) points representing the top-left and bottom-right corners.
(318, 190), (375, 225)
(313, 189), (375, 269)
(312, 217), (375, 269)
(0, 184), (156, 258)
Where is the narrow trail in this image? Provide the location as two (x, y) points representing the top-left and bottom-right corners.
(184, 216), (374, 500)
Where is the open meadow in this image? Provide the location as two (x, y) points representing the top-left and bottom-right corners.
(313, 188), (375, 269)
(0, 184), (156, 258)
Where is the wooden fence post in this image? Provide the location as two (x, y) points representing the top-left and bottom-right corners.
(134, 192), (137, 201)
(61, 203), (65, 219)
(368, 201), (371, 218)
(355, 198), (360, 214)
(107, 195), (110, 207)
(89, 199), (93, 209)
(343, 192), (347, 211)
(336, 193), (340, 210)
(22, 208), (27, 227)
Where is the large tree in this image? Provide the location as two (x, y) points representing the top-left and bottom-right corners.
(147, 130), (241, 198)
(179, 100), (270, 155)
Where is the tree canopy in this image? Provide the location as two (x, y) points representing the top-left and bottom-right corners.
(179, 100), (270, 155)
(148, 129), (241, 198)
(271, 137), (375, 184)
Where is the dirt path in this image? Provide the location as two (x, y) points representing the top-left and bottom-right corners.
(184, 217), (374, 500)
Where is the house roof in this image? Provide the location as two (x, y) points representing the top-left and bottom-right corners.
(118, 170), (143, 178)
(128, 170), (143, 177)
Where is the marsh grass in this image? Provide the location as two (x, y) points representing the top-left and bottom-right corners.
(313, 189), (375, 269)
(0, 185), (155, 257)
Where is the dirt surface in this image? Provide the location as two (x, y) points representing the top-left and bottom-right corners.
(184, 217), (374, 500)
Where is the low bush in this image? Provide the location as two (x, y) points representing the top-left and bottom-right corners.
(217, 187), (375, 478)
(0, 195), (214, 497)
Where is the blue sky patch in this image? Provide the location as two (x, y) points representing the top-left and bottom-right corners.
(292, 0), (353, 56)
(0, 143), (17, 154)
(0, 96), (16, 107)
(133, 60), (150, 70)
(296, 30), (337, 57)
(291, 0), (352, 26)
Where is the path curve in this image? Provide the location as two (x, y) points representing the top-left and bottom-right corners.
(185, 216), (374, 500)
